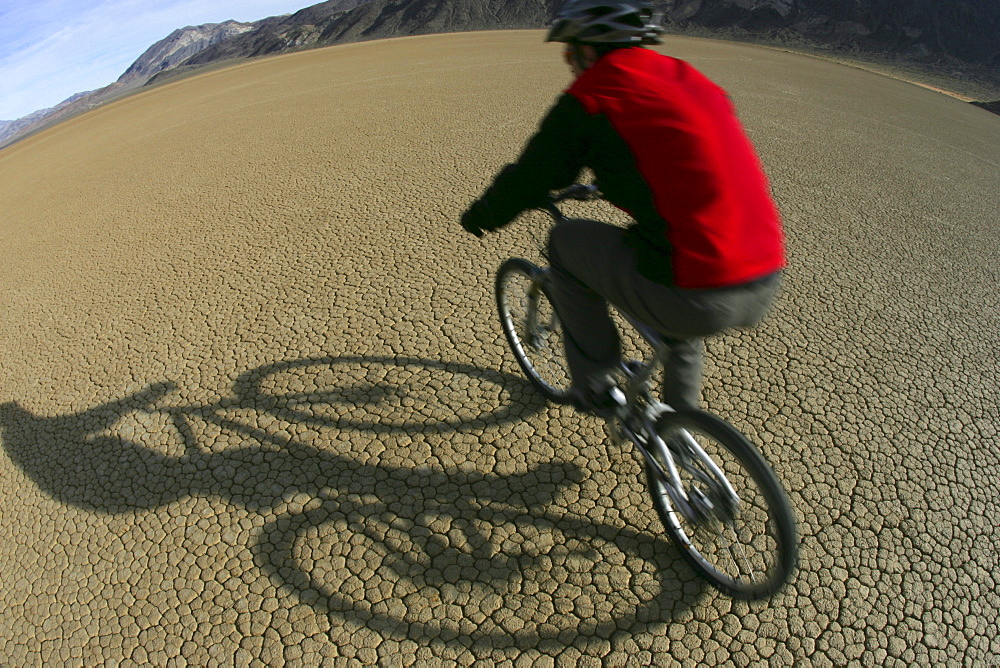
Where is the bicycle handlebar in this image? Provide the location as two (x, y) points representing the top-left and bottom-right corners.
(542, 183), (601, 221)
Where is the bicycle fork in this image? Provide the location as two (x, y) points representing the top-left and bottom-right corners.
(614, 403), (741, 525)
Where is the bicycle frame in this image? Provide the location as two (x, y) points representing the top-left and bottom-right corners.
(537, 186), (741, 525)
(613, 309), (726, 525)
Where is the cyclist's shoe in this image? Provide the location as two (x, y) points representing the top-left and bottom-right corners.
(571, 375), (626, 420)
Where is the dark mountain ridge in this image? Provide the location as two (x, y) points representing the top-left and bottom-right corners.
(180, 0), (999, 69)
(3, 0), (997, 149)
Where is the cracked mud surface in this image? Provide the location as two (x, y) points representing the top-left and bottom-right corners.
(1, 31), (997, 666)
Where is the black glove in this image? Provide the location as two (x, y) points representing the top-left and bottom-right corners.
(461, 198), (493, 238)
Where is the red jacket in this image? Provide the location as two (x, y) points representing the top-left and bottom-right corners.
(484, 47), (785, 289)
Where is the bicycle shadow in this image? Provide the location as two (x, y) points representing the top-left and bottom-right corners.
(0, 355), (701, 648)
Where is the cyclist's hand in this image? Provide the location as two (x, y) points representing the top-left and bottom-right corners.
(461, 199), (491, 238)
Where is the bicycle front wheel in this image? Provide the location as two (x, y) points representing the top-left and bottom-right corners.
(647, 410), (798, 600)
(495, 258), (573, 404)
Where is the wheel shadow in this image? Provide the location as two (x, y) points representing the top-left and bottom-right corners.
(0, 354), (702, 648)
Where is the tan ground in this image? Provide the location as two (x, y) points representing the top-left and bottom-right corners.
(1, 30), (998, 665)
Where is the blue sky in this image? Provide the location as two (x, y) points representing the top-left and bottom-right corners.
(0, 0), (316, 121)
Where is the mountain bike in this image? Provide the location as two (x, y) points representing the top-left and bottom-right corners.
(494, 184), (798, 600)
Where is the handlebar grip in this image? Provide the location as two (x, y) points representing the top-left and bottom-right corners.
(550, 183), (601, 203)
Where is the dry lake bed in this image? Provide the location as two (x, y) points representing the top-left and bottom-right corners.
(1, 30), (997, 666)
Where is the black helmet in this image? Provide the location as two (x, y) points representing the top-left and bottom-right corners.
(547, 1), (664, 46)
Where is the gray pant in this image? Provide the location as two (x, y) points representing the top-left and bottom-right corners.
(547, 219), (781, 410)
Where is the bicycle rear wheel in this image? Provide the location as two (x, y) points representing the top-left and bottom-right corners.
(495, 258), (573, 404)
(647, 410), (798, 600)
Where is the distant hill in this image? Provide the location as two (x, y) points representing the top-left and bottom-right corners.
(117, 20), (257, 85)
(3, 0), (998, 149)
(0, 92), (92, 145)
(1, 21), (265, 148)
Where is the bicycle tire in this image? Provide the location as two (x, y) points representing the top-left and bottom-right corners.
(495, 258), (573, 404)
(646, 410), (798, 600)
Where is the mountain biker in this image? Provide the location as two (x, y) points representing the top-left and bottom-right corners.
(461, 0), (786, 415)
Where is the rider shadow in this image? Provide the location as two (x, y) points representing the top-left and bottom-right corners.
(0, 355), (701, 649)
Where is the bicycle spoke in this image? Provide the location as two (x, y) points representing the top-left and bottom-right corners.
(727, 524), (758, 584)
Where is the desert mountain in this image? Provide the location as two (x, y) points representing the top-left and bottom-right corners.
(117, 21), (257, 85)
(3, 0), (998, 148)
(178, 0), (559, 68)
(180, 0), (1000, 69)
(0, 92), (92, 146)
(1, 21), (263, 147)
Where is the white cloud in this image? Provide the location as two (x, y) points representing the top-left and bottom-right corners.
(0, 0), (313, 120)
